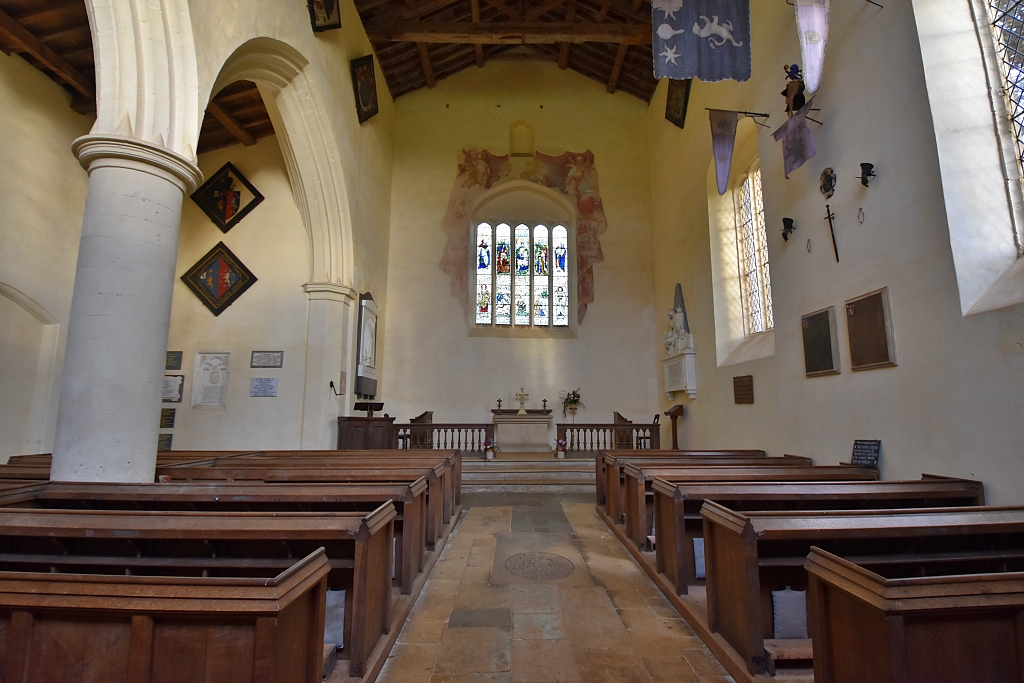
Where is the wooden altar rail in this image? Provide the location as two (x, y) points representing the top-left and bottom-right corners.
(557, 423), (661, 451)
(396, 423), (494, 452)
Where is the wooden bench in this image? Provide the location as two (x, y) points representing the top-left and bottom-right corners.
(595, 449), (767, 507)
(0, 480), (430, 595)
(612, 455), (814, 529)
(806, 545), (1024, 683)
(0, 547), (331, 683)
(0, 504), (397, 677)
(652, 477), (986, 596)
(701, 503), (1024, 675)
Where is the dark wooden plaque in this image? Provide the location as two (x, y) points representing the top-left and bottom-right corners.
(157, 434), (173, 452)
(801, 307), (840, 376)
(166, 351), (183, 371)
(733, 375), (754, 404)
(851, 440), (881, 467)
(846, 288), (896, 370)
(160, 409), (176, 429)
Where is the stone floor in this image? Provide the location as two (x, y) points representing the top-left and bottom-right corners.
(376, 493), (736, 683)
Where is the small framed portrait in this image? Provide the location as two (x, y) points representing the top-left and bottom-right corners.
(665, 79), (693, 129)
(190, 162), (264, 233)
(308, 0), (342, 32)
(351, 55), (379, 124)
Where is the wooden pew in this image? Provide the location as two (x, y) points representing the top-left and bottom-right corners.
(595, 449), (767, 507)
(652, 477), (986, 596)
(0, 504), (397, 677)
(806, 546), (1024, 683)
(612, 456), (815, 530)
(0, 480), (429, 595)
(701, 503), (1024, 676)
(159, 462), (449, 548)
(0, 547), (331, 683)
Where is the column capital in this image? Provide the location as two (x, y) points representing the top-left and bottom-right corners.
(72, 135), (204, 195)
(303, 282), (358, 302)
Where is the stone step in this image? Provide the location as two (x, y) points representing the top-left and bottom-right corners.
(462, 471), (594, 483)
(462, 461), (594, 471)
(462, 483), (596, 494)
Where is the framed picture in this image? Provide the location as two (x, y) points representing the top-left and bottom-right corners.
(180, 242), (258, 316)
(800, 306), (841, 376)
(665, 79), (692, 129)
(351, 55), (379, 124)
(190, 162), (264, 233)
(846, 287), (897, 371)
(308, 0), (342, 32)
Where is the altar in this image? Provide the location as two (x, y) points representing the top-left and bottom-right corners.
(492, 408), (553, 453)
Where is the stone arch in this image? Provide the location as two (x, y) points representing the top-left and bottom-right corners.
(472, 179), (577, 227)
(207, 38), (354, 285)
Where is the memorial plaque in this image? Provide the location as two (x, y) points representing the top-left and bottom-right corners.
(846, 288), (896, 370)
(801, 307), (840, 376)
(250, 351), (284, 368)
(157, 434), (173, 452)
(160, 409), (176, 429)
(852, 440), (881, 467)
(250, 377), (279, 397)
(191, 352), (229, 407)
(165, 351), (183, 371)
(162, 375), (184, 403)
(733, 375), (754, 404)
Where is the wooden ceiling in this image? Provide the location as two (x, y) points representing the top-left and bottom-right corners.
(359, 0), (656, 101)
(0, 0), (655, 156)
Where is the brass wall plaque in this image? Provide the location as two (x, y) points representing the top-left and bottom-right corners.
(160, 409), (176, 429)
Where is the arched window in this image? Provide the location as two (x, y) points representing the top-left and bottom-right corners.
(475, 222), (571, 327)
(734, 165), (773, 335)
(988, 0), (1024, 185)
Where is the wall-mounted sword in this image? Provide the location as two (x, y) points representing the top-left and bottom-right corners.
(824, 204), (839, 262)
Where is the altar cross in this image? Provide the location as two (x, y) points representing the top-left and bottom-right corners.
(516, 387), (529, 415)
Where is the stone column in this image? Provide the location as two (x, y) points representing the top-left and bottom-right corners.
(50, 135), (202, 482)
(300, 282), (356, 449)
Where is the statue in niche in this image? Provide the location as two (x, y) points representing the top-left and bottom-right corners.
(665, 283), (695, 356)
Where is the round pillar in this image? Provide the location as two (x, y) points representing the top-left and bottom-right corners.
(50, 135), (202, 482)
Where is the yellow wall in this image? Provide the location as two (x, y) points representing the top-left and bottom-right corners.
(0, 53), (92, 460)
(647, 0), (1024, 502)
(382, 61), (659, 427)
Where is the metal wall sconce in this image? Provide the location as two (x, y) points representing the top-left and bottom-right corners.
(782, 217), (796, 242)
(857, 163), (876, 187)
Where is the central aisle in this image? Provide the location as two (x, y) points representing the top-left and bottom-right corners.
(376, 493), (736, 683)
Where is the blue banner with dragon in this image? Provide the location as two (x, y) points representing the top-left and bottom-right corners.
(652, 0), (751, 82)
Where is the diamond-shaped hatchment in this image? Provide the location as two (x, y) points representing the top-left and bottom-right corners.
(191, 162), (264, 233)
(180, 242), (257, 316)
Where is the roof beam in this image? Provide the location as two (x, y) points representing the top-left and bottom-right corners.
(206, 100), (256, 146)
(16, 0), (84, 25)
(558, 0), (577, 68)
(607, 41), (629, 93)
(481, 0), (522, 20)
(367, 20), (650, 43)
(526, 0), (568, 19)
(471, 0), (485, 66)
(0, 7), (94, 98)
(417, 42), (437, 86)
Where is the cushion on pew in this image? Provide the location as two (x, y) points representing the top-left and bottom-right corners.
(693, 538), (705, 579)
(772, 587), (807, 639)
(325, 589), (346, 648)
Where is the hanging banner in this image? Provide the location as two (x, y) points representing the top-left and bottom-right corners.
(795, 0), (830, 93)
(709, 110), (739, 195)
(652, 0), (751, 82)
(772, 100), (817, 178)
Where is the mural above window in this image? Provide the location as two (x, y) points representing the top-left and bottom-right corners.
(476, 223), (570, 327)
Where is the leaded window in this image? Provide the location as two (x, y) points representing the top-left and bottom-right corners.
(736, 168), (774, 335)
(989, 0), (1024, 176)
(475, 222), (570, 327)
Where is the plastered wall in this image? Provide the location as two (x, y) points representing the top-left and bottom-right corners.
(648, 0), (1024, 503)
(381, 61), (660, 430)
(0, 53), (92, 461)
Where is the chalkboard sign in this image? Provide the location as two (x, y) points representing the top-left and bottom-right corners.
(846, 288), (897, 370)
(851, 440), (881, 467)
(801, 307), (840, 376)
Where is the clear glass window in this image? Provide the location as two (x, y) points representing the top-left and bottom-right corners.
(736, 168), (773, 335)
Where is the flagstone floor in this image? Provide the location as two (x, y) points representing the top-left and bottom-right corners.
(376, 493), (736, 683)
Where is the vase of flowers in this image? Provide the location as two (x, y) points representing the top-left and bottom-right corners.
(483, 438), (498, 460)
(560, 388), (584, 423)
(554, 438), (567, 459)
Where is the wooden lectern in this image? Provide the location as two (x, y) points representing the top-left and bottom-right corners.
(337, 402), (396, 449)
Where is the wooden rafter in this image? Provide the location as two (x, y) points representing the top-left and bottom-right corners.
(417, 42), (437, 86)
(558, 0), (577, 69)
(525, 0), (568, 19)
(206, 100), (256, 147)
(366, 20), (650, 43)
(0, 6), (93, 98)
(15, 0), (84, 25)
(470, 0), (484, 65)
(606, 41), (628, 92)
(481, 0), (521, 20)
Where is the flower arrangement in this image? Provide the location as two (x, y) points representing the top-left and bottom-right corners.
(483, 438), (499, 454)
(559, 388), (585, 418)
(555, 438), (567, 453)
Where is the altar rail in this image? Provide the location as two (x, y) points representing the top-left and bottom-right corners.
(397, 423), (494, 452)
(558, 423), (661, 451)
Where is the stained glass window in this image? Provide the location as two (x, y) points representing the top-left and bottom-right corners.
(474, 221), (570, 329)
(495, 223), (512, 325)
(736, 168), (773, 335)
(988, 0), (1024, 181)
(476, 223), (492, 324)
